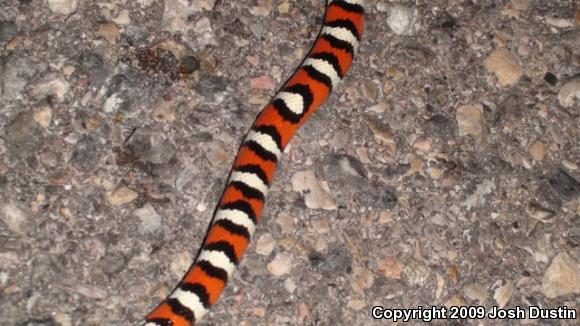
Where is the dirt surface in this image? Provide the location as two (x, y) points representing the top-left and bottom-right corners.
(1, 0), (579, 325)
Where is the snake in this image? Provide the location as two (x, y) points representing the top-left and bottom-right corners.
(144, 1), (365, 324)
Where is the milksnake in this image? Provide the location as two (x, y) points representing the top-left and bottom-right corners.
(144, 1), (365, 324)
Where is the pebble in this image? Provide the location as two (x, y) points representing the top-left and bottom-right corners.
(134, 204), (162, 234)
(484, 48), (523, 86)
(194, 17), (217, 48)
(283, 278), (296, 293)
(126, 128), (176, 165)
(322, 154), (367, 183)
(0, 199), (31, 236)
(267, 252), (293, 277)
(562, 159), (577, 171)
(463, 283), (488, 304)
(70, 135), (103, 172)
(98, 22), (119, 44)
(492, 280), (514, 308)
(277, 1), (289, 14)
(28, 74), (70, 103)
(1, 56), (34, 101)
(106, 186), (138, 206)
(351, 266), (374, 294)
(4, 112), (44, 158)
(543, 72), (558, 86)
(423, 114), (455, 142)
(190, 0), (216, 12)
(152, 98), (177, 123)
(163, 0), (188, 31)
(557, 79), (580, 107)
(386, 5), (416, 35)
(456, 104), (483, 141)
(413, 138), (432, 152)
(528, 141), (546, 161)
(33, 105), (53, 129)
(112, 9), (130, 25)
(511, 0), (531, 11)
(250, 74), (276, 90)
(0, 21), (17, 43)
(291, 170), (337, 210)
(367, 119), (397, 157)
(175, 165), (197, 193)
(276, 212), (294, 234)
(170, 251), (193, 277)
(378, 256), (402, 279)
(445, 294), (468, 307)
(404, 259), (430, 286)
(541, 253), (580, 298)
(256, 233), (276, 256)
(47, 0), (78, 15)
(545, 17), (575, 28)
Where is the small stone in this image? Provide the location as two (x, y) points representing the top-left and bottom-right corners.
(484, 48), (523, 86)
(98, 22), (119, 44)
(267, 252), (292, 276)
(33, 105), (52, 128)
(511, 0), (531, 11)
(39, 150), (59, 168)
(414, 138), (432, 152)
(278, 1), (289, 14)
(351, 266), (374, 294)
(250, 2), (272, 16)
(423, 114), (455, 141)
(134, 204), (162, 234)
(322, 154), (367, 183)
(543, 72), (558, 86)
(404, 259), (430, 286)
(112, 9), (130, 25)
(545, 17), (575, 28)
(361, 79), (379, 102)
(284, 278), (296, 293)
(447, 265), (459, 287)
(0, 21), (17, 43)
(47, 0), (78, 15)
(53, 312), (72, 326)
(387, 5), (416, 35)
(175, 165), (197, 193)
(464, 283), (488, 304)
(367, 119), (397, 157)
(178, 56), (200, 76)
(493, 280), (514, 308)
(256, 233), (276, 256)
(152, 98), (177, 123)
(291, 170), (337, 210)
(62, 65), (75, 76)
(0, 199), (31, 236)
(558, 79), (580, 107)
(28, 74), (70, 103)
(347, 299), (366, 311)
(276, 212), (294, 234)
(456, 104), (483, 140)
(379, 256), (402, 279)
(528, 141), (546, 161)
(562, 159), (577, 171)
(250, 74), (276, 90)
(170, 251), (193, 277)
(541, 253), (580, 298)
(106, 186), (138, 206)
(379, 211), (394, 224)
(445, 294), (468, 307)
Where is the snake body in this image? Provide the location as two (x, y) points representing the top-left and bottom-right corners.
(145, 1), (365, 324)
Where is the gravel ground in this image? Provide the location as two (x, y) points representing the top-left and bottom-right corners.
(1, 0), (579, 325)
